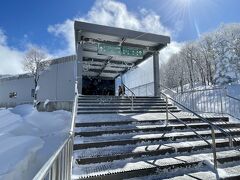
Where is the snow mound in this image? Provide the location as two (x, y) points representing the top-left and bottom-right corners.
(0, 104), (71, 180)
(0, 136), (43, 180)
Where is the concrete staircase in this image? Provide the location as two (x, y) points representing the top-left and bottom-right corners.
(72, 95), (240, 180)
(77, 95), (180, 114)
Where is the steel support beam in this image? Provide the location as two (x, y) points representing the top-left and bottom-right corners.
(77, 42), (83, 94)
(97, 57), (113, 77)
(153, 51), (160, 97)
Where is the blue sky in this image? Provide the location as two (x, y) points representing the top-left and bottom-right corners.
(0, 0), (240, 74)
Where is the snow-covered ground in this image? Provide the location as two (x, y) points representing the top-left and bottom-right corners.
(0, 104), (71, 180)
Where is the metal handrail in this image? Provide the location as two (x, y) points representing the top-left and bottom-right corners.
(161, 92), (235, 145)
(166, 108), (218, 169)
(70, 81), (79, 135)
(33, 81), (78, 180)
(170, 86), (240, 119)
(226, 94), (240, 102)
(179, 87), (223, 94)
(122, 83), (136, 110)
(33, 137), (73, 180)
(160, 91), (236, 169)
(173, 86), (240, 102)
(160, 84), (177, 94)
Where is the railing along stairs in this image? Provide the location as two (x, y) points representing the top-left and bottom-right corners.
(160, 91), (236, 170)
(33, 81), (78, 180)
(122, 83), (136, 110)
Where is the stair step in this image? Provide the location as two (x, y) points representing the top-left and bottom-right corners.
(74, 138), (240, 165)
(75, 122), (239, 137)
(78, 96), (164, 100)
(74, 128), (240, 149)
(77, 106), (177, 110)
(162, 163), (240, 180)
(77, 109), (181, 114)
(73, 95), (236, 179)
(78, 103), (171, 106)
(72, 149), (240, 180)
(129, 162), (240, 180)
(78, 100), (166, 104)
(75, 117), (229, 127)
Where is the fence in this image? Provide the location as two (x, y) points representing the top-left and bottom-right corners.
(126, 82), (240, 120)
(174, 88), (240, 120)
(125, 82), (154, 96)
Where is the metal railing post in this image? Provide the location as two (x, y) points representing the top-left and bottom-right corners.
(131, 96), (134, 110)
(211, 127), (217, 170)
(191, 91), (194, 112)
(229, 135), (233, 147)
(146, 84), (148, 96)
(220, 90), (224, 116)
(165, 96), (169, 125)
(122, 83), (135, 110)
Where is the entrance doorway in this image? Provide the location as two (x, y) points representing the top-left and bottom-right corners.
(82, 77), (115, 95)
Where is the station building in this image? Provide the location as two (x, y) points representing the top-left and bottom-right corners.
(0, 21), (170, 108)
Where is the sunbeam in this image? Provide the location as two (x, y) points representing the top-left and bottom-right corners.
(158, 0), (218, 38)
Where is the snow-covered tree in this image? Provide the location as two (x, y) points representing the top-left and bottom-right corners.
(161, 23), (240, 88)
(213, 24), (239, 85)
(23, 48), (49, 107)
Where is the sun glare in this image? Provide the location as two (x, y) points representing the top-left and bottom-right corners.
(160, 0), (216, 38)
(178, 0), (192, 7)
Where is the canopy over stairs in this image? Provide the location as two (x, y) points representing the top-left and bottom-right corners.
(74, 21), (170, 79)
(74, 21), (170, 96)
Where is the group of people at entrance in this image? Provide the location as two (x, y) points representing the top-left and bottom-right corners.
(118, 85), (125, 96)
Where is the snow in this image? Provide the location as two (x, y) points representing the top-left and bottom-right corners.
(0, 104), (71, 180)
(35, 85), (40, 91)
(43, 99), (50, 109)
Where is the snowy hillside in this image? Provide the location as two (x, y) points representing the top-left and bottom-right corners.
(0, 104), (71, 180)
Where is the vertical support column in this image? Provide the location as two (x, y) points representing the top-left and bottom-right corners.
(76, 42), (83, 94)
(120, 74), (123, 86)
(153, 51), (160, 97)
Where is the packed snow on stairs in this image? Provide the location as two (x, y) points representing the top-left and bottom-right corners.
(72, 95), (240, 180)
(0, 104), (71, 180)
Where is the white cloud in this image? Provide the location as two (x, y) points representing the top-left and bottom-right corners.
(48, 0), (172, 56)
(0, 29), (25, 75)
(48, 19), (75, 56)
(0, 29), (7, 45)
(0, 0), (183, 75)
(160, 41), (183, 64)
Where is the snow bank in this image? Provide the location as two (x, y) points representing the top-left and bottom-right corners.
(0, 104), (71, 180)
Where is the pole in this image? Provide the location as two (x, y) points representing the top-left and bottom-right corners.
(153, 51), (160, 97)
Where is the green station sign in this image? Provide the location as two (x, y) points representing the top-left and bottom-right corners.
(122, 46), (143, 57)
(98, 43), (143, 57)
(98, 43), (121, 56)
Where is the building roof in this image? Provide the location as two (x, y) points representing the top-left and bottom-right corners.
(0, 55), (76, 82)
(74, 21), (170, 79)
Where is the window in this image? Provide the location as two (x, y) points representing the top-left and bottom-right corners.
(9, 92), (17, 98)
(31, 89), (35, 97)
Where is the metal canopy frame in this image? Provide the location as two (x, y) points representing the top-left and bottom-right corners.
(74, 21), (170, 80)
